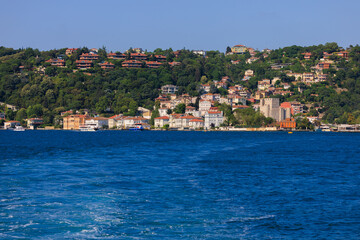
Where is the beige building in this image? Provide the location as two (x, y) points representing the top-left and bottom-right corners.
(63, 115), (87, 130)
(259, 98), (290, 122)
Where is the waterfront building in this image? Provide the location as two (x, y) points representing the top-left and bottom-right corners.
(279, 118), (296, 130)
(154, 116), (170, 128)
(259, 98), (290, 122)
(189, 119), (204, 129)
(123, 117), (149, 129)
(63, 115), (87, 130)
(4, 121), (20, 129)
(27, 118), (43, 129)
(85, 117), (109, 129)
(204, 111), (224, 129)
(108, 114), (123, 129)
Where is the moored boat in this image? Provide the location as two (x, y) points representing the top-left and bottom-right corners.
(78, 125), (97, 132)
(13, 125), (26, 131)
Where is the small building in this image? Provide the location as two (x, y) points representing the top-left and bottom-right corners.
(138, 107), (152, 119)
(199, 100), (212, 116)
(335, 51), (349, 59)
(107, 52), (126, 60)
(4, 121), (20, 129)
(245, 69), (254, 76)
(302, 52), (312, 60)
(302, 73), (315, 83)
(279, 118), (296, 129)
(27, 118), (43, 129)
(66, 48), (79, 56)
(169, 61), (181, 67)
(258, 79), (272, 91)
(79, 52), (99, 60)
(161, 85), (179, 94)
(200, 83), (211, 93)
(99, 62), (115, 69)
(189, 119), (204, 129)
(122, 60), (142, 68)
(46, 58), (65, 67)
(123, 117), (149, 129)
(146, 61), (163, 68)
(316, 62), (331, 70)
(246, 57), (259, 64)
(192, 50), (206, 56)
(231, 45), (248, 54)
(155, 55), (167, 62)
(0, 112), (5, 119)
(154, 116), (170, 128)
(76, 60), (93, 69)
(130, 53), (148, 61)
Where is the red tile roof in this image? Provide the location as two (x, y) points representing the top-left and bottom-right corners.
(155, 116), (170, 120)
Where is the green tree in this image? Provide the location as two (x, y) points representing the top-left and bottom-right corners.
(15, 108), (27, 122)
(174, 103), (186, 113)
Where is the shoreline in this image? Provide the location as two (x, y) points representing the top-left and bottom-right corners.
(1, 128), (359, 133)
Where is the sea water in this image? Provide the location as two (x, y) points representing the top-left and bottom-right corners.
(1, 131), (360, 239)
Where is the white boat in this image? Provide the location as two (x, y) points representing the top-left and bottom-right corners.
(78, 125), (97, 132)
(13, 125), (26, 131)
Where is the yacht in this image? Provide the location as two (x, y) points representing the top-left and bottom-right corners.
(13, 125), (26, 131)
(78, 125), (97, 132)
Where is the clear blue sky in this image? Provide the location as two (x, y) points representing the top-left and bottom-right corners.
(1, 0), (359, 52)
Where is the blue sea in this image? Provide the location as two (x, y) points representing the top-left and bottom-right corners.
(1, 131), (360, 239)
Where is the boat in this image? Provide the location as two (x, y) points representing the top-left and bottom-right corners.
(129, 124), (144, 131)
(78, 125), (97, 132)
(288, 131), (293, 134)
(13, 125), (26, 131)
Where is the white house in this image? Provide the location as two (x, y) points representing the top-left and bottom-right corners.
(85, 117), (109, 129)
(161, 85), (179, 94)
(154, 116), (170, 128)
(185, 106), (201, 117)
(204, 111), (224, 129)
(123, 117), (149, 129)
(159, 108), (169, 117)
(189, 119), (204, 129)
(199, 100), (212, 116)
(4, 121), (20, 129)
(108, 114), (123, 129)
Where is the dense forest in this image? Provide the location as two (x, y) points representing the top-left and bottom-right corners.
(1, 42), (360, 127)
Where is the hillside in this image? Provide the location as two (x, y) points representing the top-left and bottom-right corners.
(1, 43), (360, 127)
